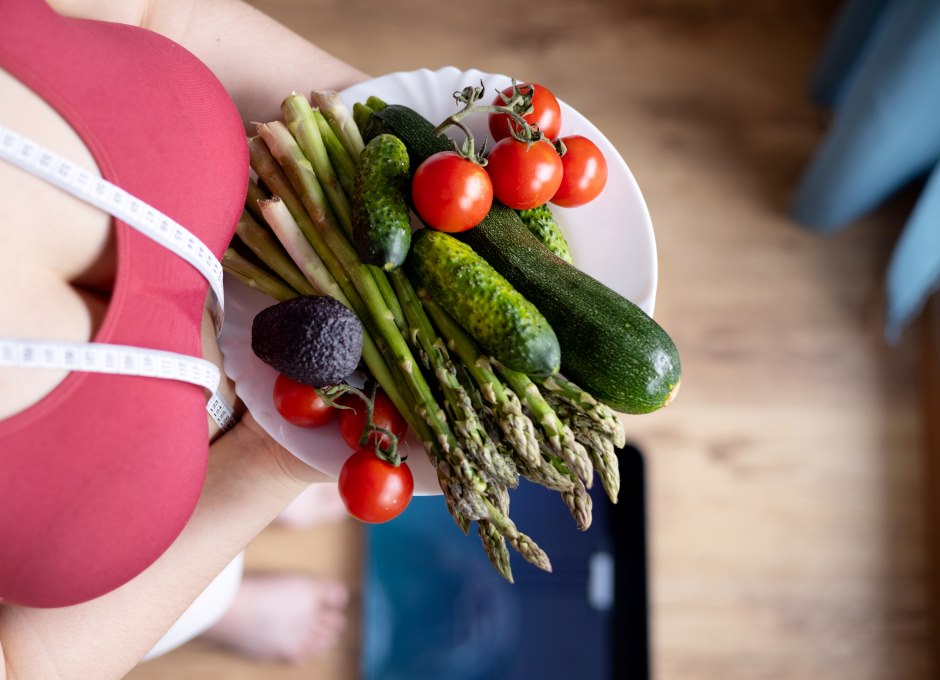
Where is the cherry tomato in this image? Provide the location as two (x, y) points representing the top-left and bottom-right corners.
(272, 373), (337, 428)
(551, 135), (609, 207)
(489, 83), (562, 142)
(338, 447), (414, 523)
(412, 151), (493, 232)
(485, 138), (564, 210)
(338, 389), (408, 451)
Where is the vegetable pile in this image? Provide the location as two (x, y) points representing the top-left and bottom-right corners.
(226, 81), (681, 582)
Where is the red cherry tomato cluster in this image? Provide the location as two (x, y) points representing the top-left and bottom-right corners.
(411, 82), (609, 232)
(271, 374), (413, 523)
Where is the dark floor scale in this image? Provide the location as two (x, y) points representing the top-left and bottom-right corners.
(362, 445), (649, 680)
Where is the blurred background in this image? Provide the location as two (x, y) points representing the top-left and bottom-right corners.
(129, 0), (939, 677)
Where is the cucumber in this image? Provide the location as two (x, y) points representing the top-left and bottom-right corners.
(351, 133), (412, 270)
(407, 229), (560, 378)
(369, 104), (681, 413)
(459, 204), (680, 413)
(516, 205), (572, 263)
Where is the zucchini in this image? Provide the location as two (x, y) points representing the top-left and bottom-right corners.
(351, 133), (412, 270)
(459, 204), (680, 413)
(363, 104), (452, 174)
(369, 104), (681, 414)
(407, 229), (561, 378)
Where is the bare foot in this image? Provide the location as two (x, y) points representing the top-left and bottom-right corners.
(201, 573), (349, 662)
(275, 482), (349, 528)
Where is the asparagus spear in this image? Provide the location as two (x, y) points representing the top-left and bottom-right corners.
(390, 270), (518, 489)
(562, 476), (593, 531)
(541, 374), (626, 448)
(353, 102), (374, 137)
(436, 464), (472, 534)
(236, 209), (317, 297)
(582, 430), (620, 504)
(312, 108), (357, 197)
(493, 361), (594, 489)
(282, 93), (353, 237)
(513, 445), (576, 493)
(365, 95), (388, 112)
(418, 292), (541, 469)
(310, 90), (366, 158)
(245, 178), (269, 224)
(479, 520), (514, 583)
(222, 247), (297, 302)
(550, 396), (621, 504)
(482, 496), (551, 573)
(256, 197), (346, 303)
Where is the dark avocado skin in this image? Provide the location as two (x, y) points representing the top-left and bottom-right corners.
(251, 296), (363, 387)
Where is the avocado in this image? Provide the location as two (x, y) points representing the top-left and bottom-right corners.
(251, 296), (363, 387)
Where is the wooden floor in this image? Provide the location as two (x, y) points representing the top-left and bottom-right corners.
(130, 1), (935, 678)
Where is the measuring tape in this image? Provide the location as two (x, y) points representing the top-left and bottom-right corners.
(0, 125), (235, 431)
(0, 339), (234, 432)
(0, 123), (225, 332)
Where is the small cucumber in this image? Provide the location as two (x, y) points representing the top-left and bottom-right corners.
(352, 133), (411, 270)
(515, 205), (572, 263)
(369, 104), (681, 413)
(407, 229), (561, 378)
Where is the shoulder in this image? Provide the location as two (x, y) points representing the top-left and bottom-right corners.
(45, 0), (194, 32)
(46, 0), (149, 25)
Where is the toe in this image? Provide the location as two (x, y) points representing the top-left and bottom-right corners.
(320, 580), (350, 608)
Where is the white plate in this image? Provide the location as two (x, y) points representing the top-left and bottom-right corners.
(219, 66), (657, 495)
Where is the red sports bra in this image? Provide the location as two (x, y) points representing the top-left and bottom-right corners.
(0, 0), (248, 607)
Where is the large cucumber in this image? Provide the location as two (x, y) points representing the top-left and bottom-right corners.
(351, 133), (411, 270)
(367, 104), (681, 414)
(407, 229), (560, 378)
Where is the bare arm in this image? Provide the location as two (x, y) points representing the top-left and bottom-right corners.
(0, 416), (320, 680)
(50, 0), (370, 127)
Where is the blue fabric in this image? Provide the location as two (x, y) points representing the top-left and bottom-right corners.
(792, 0), (940, 337)
(886, 160), (940, 338)
(808, 0), (893, 108)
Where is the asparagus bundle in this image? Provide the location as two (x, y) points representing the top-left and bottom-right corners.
(224, 89), (628, 581)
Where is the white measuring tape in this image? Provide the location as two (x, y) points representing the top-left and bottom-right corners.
(0, 124), (225, 330)
(0, 125), (235, 431)
(0, 339), (234, 431)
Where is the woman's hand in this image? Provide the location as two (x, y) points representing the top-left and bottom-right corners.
(233, 411), (335, 487)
